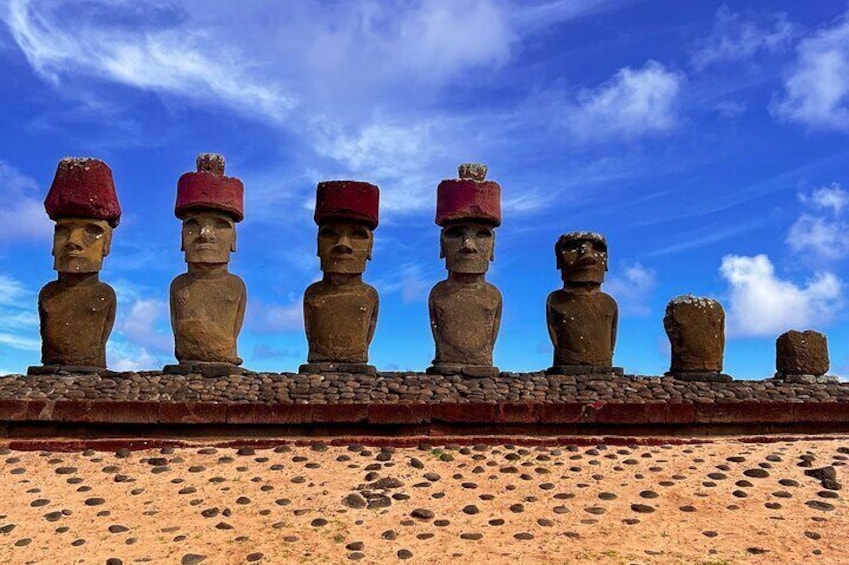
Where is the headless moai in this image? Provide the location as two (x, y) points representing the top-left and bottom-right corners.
(301, 181), (380, 375)
(30, 158), (121, 375)
(166, 154), (247, 377)
(663, 295), (730, 382)
(546, 232), (621, 376)
(775, 330), (835, 383)
(427, 163), (502, 378)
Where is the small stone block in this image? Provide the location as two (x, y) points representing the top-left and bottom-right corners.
(163, 363), (244, 377)
(776, 330), (829, 377)
(27, 365), (105, 376)
(298, 363), (377, 375)
(545, 365), (624, 376)
(667, 371), (732, 383)
(426, 364), (499, 378)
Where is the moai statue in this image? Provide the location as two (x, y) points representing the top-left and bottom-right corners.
(663, 295), (730, 382)
(29, 157), (121, 375)
(546, 232), (622, 376)
(775, 330), (835, 383)
(166, 154), (247, 377)
(300, 181), (380, 375)
(427, 163), (502, 378)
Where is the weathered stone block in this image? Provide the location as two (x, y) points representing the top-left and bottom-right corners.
(776, 330), (829, 377)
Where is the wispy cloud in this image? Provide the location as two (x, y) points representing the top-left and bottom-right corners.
(772, 12), (849, 131)
(720, 254), (843, 337)
(562, 61), (683, 142)
(4, 0), (294, 123)
(248, 299), (304, 333)
(787, 184), (849, 263)
(0, 273), (39, 352)
(605, 263), (657, 317)
(691, 5), (796, 70)
(0, 160), (51, 242)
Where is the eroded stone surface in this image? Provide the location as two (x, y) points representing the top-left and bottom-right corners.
(35, 158), (121, 370)
(170, 155), (246, 368)
(776, 330), (829, 378)
(664, 295), (725, 374)
(547, 233), (618, 372)
(304, 181), (380, 371)
(429, 165), (502, 376)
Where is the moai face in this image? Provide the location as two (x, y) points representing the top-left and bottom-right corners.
(181, 210), (236, 264)
(52, 218), (112, 273)
(318, 220), (373, 274)
(441, 222), (495, 275)
(557, 236), (607, 284)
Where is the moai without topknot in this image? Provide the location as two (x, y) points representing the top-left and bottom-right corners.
(775, 329), (836, 383)
(29, 158), (121, 375)
(546, 232), (621, 376)
(427, 163), (502, 378)
(663, 295), (730, 382)
(301, 181), (380, 375)
(166, 154), (247, 377)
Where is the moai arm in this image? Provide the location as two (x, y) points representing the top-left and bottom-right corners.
(303, 291), (313, 348)
(492, 291), (502, 348)
(102, 286), (117, 353)
(545, 294), (556, 349)
(610, 300), (619, 354)
(367, 291), (379, 346)
(234, 279), (247, 339)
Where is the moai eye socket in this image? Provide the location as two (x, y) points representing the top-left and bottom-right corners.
(214, 218), (233, 230)
(444, 226), (463, 239)
(475, 228), (493, 239)
(319, 226), (338, 238)
(184, 219), (199, 233)
(351, 226), (369, 239)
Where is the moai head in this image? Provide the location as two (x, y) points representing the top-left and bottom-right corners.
(555, 232), (608, 285)
(44, 158), (121, 273)
(175, 153), (244, 265)
(436, 163), (502, 275)
(314, 181), (379, 274)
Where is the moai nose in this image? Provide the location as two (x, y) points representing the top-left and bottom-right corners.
(198, 225), (216, 241)
(460, 237), (478, 253)
(66, 228), (86, 249)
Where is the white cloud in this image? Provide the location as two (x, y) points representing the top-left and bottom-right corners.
(564, 61), (683, 141)
(0, 160), (51, 242)
(772, 14), (849, 130)
(107, 341), (161, 372)
(116, 297), (172, 353)
(787, 184), (849, 261)
(4, 0), (294, 123)
(605, 263), (657, 317)
(720, 254), (843, 337)
(0, 274), (39, 352)
(249, 300), (304, 333)
(691, 5), (796, 70)
(800, 183), (849, 215)
(377, 264), (433, 304)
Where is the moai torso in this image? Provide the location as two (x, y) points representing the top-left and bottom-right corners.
(664, 295), (724, 373)
(430, 280), (501, 366)
(39, 278), (116, 367)
(304, 279), (379, 363)
(170, 273), (246, 364)
(547, 289), (617, 367)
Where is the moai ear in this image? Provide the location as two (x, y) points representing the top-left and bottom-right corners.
(439, 230), (446, 259)
(490, 230), (496, 262)
(102, 228), (113, 257)
(367, 230), (374, 261)
(231, 229), (237, 253)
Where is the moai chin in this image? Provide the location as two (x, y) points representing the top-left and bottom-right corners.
(427, 163), (503, 378)
(166, 153), (247, 377)
(775, 329), (833, 384)
(29, 157), (121, 375)
(300, 180), (380, 375)
(546, 232), (622, 376)
(663, 295), (730, 383)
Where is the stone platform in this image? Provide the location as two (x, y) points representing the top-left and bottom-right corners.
(0, 371), (847, 438)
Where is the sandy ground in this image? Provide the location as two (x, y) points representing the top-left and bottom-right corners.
(0, 437), (846, 565)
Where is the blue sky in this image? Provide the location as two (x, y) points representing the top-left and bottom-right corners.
(1, 0), (849, 379)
